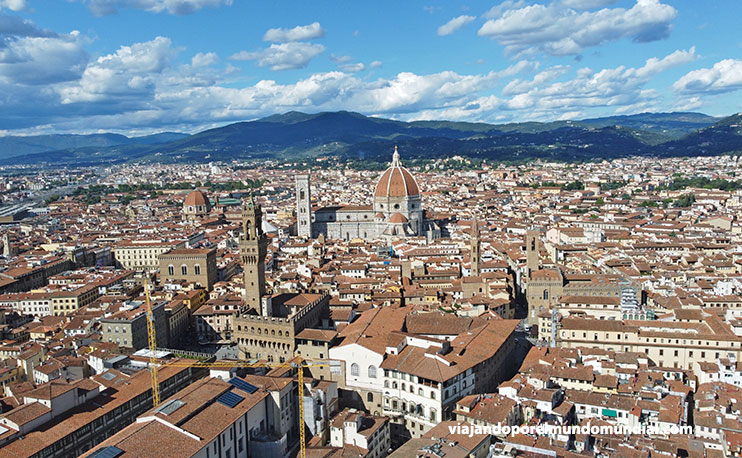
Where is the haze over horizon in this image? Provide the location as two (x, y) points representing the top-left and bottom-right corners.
(1, 0), (741, 136)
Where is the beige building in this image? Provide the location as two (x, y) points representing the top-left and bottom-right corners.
(114, 240), (184, 271)
(557, 313), (742, 370)
(50, 284), (100, 316)
(159, 247), (217, 290)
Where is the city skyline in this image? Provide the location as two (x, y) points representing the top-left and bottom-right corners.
(1, 0), (741, 136)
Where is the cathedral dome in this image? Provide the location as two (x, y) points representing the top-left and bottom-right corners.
(184, 189), (210, 207)
(374, 147), (420, 198)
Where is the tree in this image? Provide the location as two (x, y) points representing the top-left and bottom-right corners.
(673, 193), (696, 208)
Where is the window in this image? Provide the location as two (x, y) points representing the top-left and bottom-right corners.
(367, 392), (374, 402)
(351, 363), (359, 376)
(194, 264), (201, 275)
(543, 289), (549, 300)
(368, 365), (377, 378)
(181, 265), (188, 275)
(168, 265), (174, 275)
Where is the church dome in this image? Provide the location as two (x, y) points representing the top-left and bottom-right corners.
(374, 147), (420, 198)
(389, 212), (408, 223)
(184, 189), (210, 207)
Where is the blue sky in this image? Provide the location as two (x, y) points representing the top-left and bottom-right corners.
(1, 0), (741, 135)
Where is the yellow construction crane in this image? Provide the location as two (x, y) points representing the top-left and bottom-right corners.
(143, 279), (160, 407)
(143, 281), (326, 458)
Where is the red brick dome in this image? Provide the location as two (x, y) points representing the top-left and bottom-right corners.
(389, 212), (409, 223)
(374, 147), (420, 198)
(184, 189), (209, 207)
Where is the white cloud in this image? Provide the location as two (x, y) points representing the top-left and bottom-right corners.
(478, 0), (677, 56)
(0, 25), (88, 85)
(369, 61), (382, 68)
(59, 36), (177, 103)
(84, 0), (233, 15)
(437, 15), (475, 36)
(329, 54), (352, 64)
(0, 0), (26, 11)
(673, 59), (742, 94)
(483, 1), (526, 19)
(230, 42), (324, 71)
(191, 51), (218, 67)
(558, 0), (618, 10)
(339, 62), (365, 73)
(263, 22), (325, 43)
(415, 48), (695, 122)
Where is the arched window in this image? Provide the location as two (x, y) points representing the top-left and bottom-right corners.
(168, 265), (174, 275)
(367, 392), (373, 402)
(351, 363), (359, 376)
(181, 264), (188, 275)
(194, 264), (201, 275)
(384, 380), (389, 388)
(543, 289), (549, 300)
(430, 392), (436, 400)
(418, 388), (423, 395)
(368, 365), (377, 378)
(429, 408), (437, 422)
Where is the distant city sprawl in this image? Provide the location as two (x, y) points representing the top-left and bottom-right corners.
(0, 151), (741, 458)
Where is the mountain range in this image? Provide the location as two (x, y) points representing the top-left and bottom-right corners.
(1, 111), (741, 166)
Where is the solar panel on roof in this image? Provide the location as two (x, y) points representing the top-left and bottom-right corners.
(229, 377), (259, 394)
(88, 446), (124, 458)
(217, 391), (244, 408)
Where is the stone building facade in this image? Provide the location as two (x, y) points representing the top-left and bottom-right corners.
(159, 247), (217, 291)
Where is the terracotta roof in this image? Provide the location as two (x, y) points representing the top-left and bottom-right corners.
(374, 148), (419, 198)
(183, 189), (209, 207)
(388, 212), (408, 223)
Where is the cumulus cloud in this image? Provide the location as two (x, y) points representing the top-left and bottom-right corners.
(191, 51), (218, 67)
(59, 36), (177, 103)
(84, 0), (232, 16)
(673, 59), (742, 94)
(437, 15), (475, 36)
(445, 48), (696, 121)
(0, 0), (26, 11)
(263, 22), (325, 43)
(478, 0), (677, 56)
(230, 42), (324, 71)
(0, 17), (88, 85)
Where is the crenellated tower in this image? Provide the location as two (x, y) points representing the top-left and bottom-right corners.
(240, 195), (268, 311)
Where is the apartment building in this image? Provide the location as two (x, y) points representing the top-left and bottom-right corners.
(0, 364), (197, 458)
(100, 300), (169, 350)
(50, 283), (100, 315)
(379, 319), (519, 446)
(113, 240), (185, 270)
(557, 313), (742, 370)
